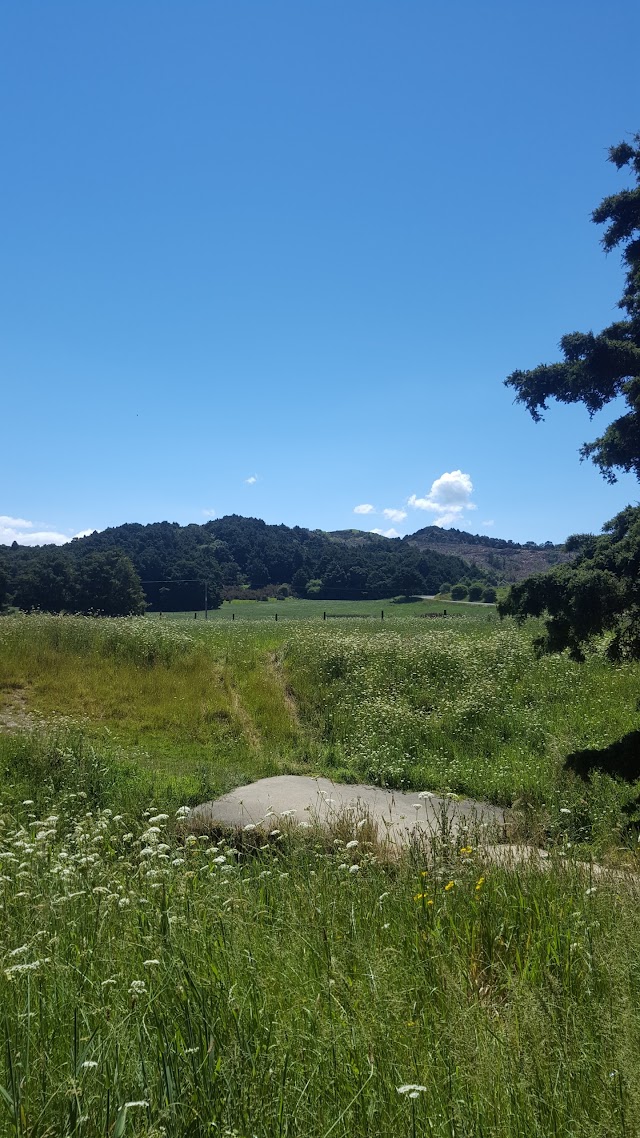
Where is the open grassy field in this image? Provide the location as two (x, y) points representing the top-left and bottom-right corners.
(2, 612), (640, 1135)
(153, 596), (494, 621)
(1, 611), (639, 848)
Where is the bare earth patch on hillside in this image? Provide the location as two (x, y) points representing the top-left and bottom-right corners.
(0, 688), (39, 733)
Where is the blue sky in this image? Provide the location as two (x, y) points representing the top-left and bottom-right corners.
(2, 0), (639, 547)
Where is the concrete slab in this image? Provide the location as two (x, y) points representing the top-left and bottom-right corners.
(189, 774), (505, 844)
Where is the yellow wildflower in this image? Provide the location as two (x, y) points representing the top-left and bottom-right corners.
(444, 881), (455, 891)
(475, 877), (485, 891)
(459, 846), (473, 855)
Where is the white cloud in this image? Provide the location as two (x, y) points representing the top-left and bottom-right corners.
(72, 529), (99, 539)
(353, 503), (375, 515)
(408, 470), (475, 528)
(0, 516), (69, 546)
(481, 519), (495, 528)
(382, 507), (407, 523)
(244, 475), (258, 485)
(0, 516), (100, 546)
(370, 527), (400, 538)
(202, 508), (217, 518)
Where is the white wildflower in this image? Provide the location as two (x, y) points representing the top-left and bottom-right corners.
(349, 864), (360, 874)
(129, 980), (147, 996)
(397, 1084), (427, 1098)
(143, 959), (161, 967)
(5, 958), (48, 980)
(149, 814), (169, 824)
(345, 840), (358, 850)
(82, 1060), (98, 1070)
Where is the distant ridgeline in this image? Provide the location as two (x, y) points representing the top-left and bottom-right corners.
(403, 525), (572, 582)
(0, 515), (568, 615)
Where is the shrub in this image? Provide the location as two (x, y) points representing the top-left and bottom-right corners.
(451, 584), (468, 600)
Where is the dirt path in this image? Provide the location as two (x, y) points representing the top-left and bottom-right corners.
(267, 651), (301, 731)
(0, 688), (38, 733)
(221, 671), (262, 752)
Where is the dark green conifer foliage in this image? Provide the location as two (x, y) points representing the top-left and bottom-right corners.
(506, 134), (640, 482)
(503, 135), (640, 658)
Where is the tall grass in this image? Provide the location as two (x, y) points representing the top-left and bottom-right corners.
(2, 613), (640, 849)
(2, 616), (640, 1134)
(0, 759), (639, 1137)
(283, 622), (640, 842)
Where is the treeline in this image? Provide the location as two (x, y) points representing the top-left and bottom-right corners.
(0, 549), (145, 616)
(408, 524), (560, 552)
(1, 515), (490, 613)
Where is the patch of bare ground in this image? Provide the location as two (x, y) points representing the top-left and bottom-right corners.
(221, 671), (262, 752)
(0, 688), (39, 733)
(267, 651), (301, 730)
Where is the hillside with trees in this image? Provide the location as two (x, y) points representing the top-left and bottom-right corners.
(0, 515), (490, 614)
(402, 525), (572, 581)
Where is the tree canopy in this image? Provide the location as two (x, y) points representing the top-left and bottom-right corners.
(502, 134), (640, 659)
(0, 515), (487, 613)
(5, 549), (145, 617)
(505, 133), (640, 482)
(499, 504), (640, 661)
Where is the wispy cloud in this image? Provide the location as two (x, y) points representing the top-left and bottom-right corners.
(202, 508), (218, 518)
(382, 507), (407, 523)
(481, 519), (495, 528)
(370, 527), (400, 538)
(244, 475), (258, 485)
(0, 516), (99, 547)
(353, 503), (375, 515)
(408, 470), (475, 527)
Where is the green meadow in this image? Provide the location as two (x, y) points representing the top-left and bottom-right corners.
(1, 610), (639, 847)
(1, 611), (640, 1136)
(152, 595), (493, 621)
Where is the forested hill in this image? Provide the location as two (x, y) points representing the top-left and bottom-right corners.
(65, 516), (481, 606)
(1, 515), (488, 613)
(403, 525), (571, 582)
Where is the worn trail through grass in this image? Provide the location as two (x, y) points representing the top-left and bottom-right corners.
(1, 612), (640, 851)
